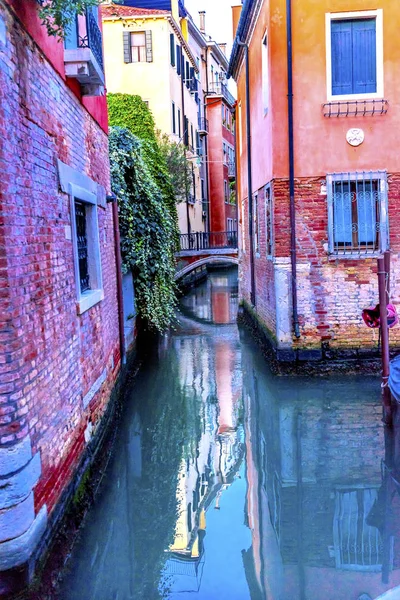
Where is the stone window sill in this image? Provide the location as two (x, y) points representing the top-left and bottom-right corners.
(77, 289), (104, 315)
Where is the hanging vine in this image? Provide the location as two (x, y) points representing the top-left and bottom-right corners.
(109, 127), (178, 333)
(37, 0), (103, 38)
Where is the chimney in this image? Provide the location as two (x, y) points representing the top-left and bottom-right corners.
(199, 10), (206, 34)
(219, 43), (227, 55)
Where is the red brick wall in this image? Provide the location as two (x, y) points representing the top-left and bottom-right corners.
(0, 0), (119, 518)
(240, 174), (400, 353)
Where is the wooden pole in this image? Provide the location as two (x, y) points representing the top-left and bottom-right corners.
(378, 256), (391, 423)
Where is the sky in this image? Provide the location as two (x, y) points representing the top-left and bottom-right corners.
(184, 0), (237, 55)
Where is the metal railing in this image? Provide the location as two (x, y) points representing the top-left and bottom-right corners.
(179, 231), (238, 251)
(65, 9), (104, 71)
(227, 161), (235, 178)
(207, 81), (236, 107)
(198, 117), (209, 133)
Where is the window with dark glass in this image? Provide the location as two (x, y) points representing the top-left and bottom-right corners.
(75, 201), (90, 293)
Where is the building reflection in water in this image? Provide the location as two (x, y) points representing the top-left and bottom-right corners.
(242, 332), (400, 600)
(163, 267), (244, 595)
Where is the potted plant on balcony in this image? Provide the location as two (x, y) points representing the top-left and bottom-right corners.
(38, 0), (102, 38)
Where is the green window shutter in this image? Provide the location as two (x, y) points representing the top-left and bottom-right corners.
(170, 33), (175, 67)
(123, 31), (131, 63)
(145, 30), (153, 62)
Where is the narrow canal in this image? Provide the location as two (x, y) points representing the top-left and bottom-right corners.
(59, 267), (400, 600)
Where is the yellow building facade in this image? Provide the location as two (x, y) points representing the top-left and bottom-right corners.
(102, 4), (205, 235)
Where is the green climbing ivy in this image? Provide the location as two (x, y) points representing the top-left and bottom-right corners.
(107, 94), (178, 227)
(109, 127), (178, 333)
(38, 0), (102, 38)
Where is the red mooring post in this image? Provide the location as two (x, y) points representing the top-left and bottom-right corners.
(378, 254), (391, 423)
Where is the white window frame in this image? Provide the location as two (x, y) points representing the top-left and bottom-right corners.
(262, 29), (269, 115)
(325, 10), (384, 102)
(70, 183), (104, 314)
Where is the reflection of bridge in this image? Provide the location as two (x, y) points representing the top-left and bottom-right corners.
(175, 231), (238, 281)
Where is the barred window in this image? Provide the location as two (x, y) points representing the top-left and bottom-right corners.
(75, 202), (90, 293)
(327, 171), (388, 255)
(265, 184), (273, 257)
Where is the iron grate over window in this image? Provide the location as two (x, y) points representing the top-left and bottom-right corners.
(75, 201), (90, 293)
(327, 171), (389, 256)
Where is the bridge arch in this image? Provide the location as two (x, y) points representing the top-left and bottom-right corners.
(175, 256), (239, 281)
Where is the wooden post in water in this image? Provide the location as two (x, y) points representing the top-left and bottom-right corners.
(378, 254), (391, 423)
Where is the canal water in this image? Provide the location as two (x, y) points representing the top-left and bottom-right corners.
(59, 266), (400, 600)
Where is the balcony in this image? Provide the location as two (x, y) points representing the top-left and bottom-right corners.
(207, 81), (236, 108)
(198, 117), (209, 136)
(179, 231), (238, 251)
(227, 161), (235, 179)
(64, 8), (105, 96)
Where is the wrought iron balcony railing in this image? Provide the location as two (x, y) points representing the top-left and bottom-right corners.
(198, 117), (209, 134)
(64, 8), (105, 95)
(179, 231), (238, 252)
(207, 81), (236, 107)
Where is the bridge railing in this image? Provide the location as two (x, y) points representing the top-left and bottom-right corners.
(179, 231), (238, 252)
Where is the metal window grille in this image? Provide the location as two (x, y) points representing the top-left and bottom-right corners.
(265, 184), (273, 257)
(327, 171), (388, 256)
(333, 488), (390, 571)
(75, 202), (90, 293)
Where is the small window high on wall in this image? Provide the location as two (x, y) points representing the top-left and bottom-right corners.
(262, 30), (269, 114)
(123, 31), (153, 64)
(326, 10), (383, 100)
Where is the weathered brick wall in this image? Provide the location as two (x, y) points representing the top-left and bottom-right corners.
(240, 174), (400, 355)
(0, 0), (120, 583)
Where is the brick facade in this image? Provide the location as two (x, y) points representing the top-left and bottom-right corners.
(239, 174), (400, 362)
(0, 1), (120, 593)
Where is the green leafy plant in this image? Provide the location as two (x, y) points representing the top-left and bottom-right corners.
(38, 0), (103, 38)
(157, 132), (192, 204)
(109, 127), (178, 333)
(108, 94), (178, 227)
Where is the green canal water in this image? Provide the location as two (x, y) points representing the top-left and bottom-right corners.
(59, 267), (400, 600)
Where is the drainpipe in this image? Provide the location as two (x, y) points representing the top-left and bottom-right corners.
(237, 38), (256, 306)
(286, 0), (300, 338)
(204, 49), (211, 232)
(107, 194), (126, 365)
(181, 58), (191, 236)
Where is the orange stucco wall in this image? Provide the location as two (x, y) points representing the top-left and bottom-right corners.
(235, 0), (400, 195)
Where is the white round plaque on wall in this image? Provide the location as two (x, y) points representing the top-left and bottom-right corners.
(346, 128), (365, 147)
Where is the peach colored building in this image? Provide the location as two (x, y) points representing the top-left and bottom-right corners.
(228, 0), (400, 367)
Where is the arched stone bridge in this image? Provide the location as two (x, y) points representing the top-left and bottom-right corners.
(175, 232), (238, 281)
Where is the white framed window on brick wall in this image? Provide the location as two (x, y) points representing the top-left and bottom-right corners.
(265, 183), (273, 258)
(326, 171), (389, 257)
(70, 184), (104, 314)
(325, 10), (384, 101)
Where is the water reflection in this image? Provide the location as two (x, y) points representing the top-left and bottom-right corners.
(59, 267), (400, 600)
(242, 337), (400, 600)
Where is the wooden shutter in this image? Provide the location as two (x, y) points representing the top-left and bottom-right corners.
(123, 31), (131, 63)
(184, 116), (189, 146)
(331, 21), (353, 95)
(332, 181), (352, 245)
(170, 33), (175, 67)
(356, 181), (377, 244)
(172, 102), (176, 134)
(145, 30), (153, 62)
(185, 61), (190, 88)
(176, 45), (181, 75)
(352, 19), (377, 94)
